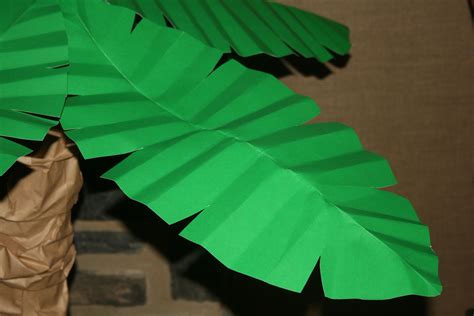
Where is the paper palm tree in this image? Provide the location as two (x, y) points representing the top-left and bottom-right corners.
(0, 0), (441, 299)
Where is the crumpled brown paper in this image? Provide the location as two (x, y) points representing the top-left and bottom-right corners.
(0, 130), (82, 316)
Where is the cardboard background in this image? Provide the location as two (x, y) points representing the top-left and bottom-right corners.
(276, 1), (473, 315)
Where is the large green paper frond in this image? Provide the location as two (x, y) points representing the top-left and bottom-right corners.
(108, 0), (350, 60)
(0, 0), (68, 174)
(60, 0), (441, 299)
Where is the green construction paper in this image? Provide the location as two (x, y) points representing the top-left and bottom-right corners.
(0, 137), (31, 175)
(60, 0), (441, 299)
(0, 0), (68, 175)
(107, 0), (351, 60)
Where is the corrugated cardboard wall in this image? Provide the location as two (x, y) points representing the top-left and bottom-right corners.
(278, 1), (473, 315)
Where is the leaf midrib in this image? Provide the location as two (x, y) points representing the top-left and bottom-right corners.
(0, 0), (36, 39)
(75, 10), (325, 197)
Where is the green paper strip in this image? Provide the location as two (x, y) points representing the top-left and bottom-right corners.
(61, 0), (441, 299)
(0, 0), (68, 175)
(108, 0), (351, 60)
(0, 137), (31, 175)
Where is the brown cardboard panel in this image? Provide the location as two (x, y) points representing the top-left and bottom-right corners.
(278, 1), (473, 315)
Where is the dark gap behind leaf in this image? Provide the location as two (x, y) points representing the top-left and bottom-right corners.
(131, 14), (143, 33)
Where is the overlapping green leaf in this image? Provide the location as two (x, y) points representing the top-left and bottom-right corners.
(60, 0), (441, 299)
(108, 0), (350, 60)
(0, 0), (68, 174)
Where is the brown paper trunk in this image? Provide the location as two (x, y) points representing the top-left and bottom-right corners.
(0, 130), (83, 316)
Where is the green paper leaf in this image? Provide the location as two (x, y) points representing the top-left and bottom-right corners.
(107, 0), (351, 60)
(61, 0), (441, 299)
(0, 0), (68, 174)
(0, 137), (31, 175)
